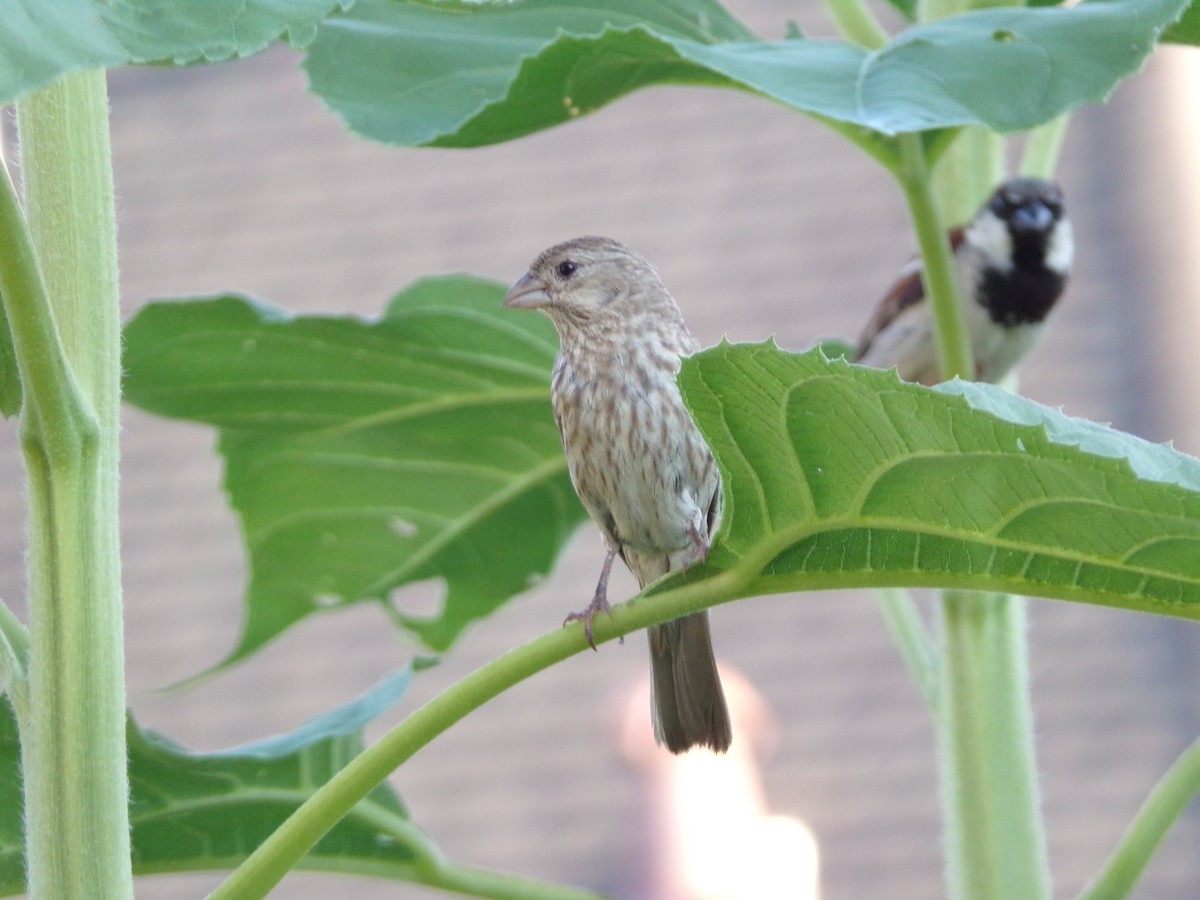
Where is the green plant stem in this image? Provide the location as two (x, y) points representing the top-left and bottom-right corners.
(917, 116), (1053, 900)
(826, 0), (889, 49)
(1020, 114), (1071, 179)
(932, 126), (1004, 225)
(896, 133), (975, 381)
(937, 591), (1050, 900)
(872, 588), (939, 713)
(210, 568), (738, 900)
(1079, 736), (1200, 900)
(10, 71), (132, 899)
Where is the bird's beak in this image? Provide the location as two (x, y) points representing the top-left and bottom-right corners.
(503, 272), (550, 309)
(1010, 202), (1054, 234)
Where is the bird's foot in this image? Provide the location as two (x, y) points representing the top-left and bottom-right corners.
(680, 526), (712, 571)
(565, 547), (620, 650)
(564, 592), (613, 651)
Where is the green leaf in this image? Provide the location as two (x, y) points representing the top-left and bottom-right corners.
(670, 343), (1200, 619)
(861, 0), (1186, 134)
(305, 0), (1185, 147)
(814, 338), (855, 361)
(0, 701), (20, 895)
(0, 670), (423, 894)
(883, 0), (917, 23)
(1163, 0), (1200, 44)
(122, 277), (582, 666)
(0, 0), (351, 107)
(127, 669), (416, 881)
(304, 0), (763, 148)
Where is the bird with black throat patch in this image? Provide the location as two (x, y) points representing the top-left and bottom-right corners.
(855, 177), (1073, 385)
(503, 236), (732, 755)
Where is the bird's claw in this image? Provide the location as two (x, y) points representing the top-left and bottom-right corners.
(681, 526), (712, 570)
(564, 592), (613, 651)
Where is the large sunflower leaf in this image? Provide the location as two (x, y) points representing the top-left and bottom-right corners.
(305, 0), (1187, 147)
(1, 670), (422, 894)
(0, 0), (351, 106)
(122, 276), (581, 666)
(666, 343), (1200, 619)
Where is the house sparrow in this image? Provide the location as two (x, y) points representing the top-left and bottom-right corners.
(504, 236), (732, 754)
(855, 177), (1073, 384)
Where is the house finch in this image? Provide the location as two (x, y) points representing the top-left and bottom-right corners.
(855, 177), (1072, 384)
(504, 236), (732, 754)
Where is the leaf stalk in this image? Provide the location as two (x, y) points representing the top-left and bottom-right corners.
(1079, 735), (1200, 900)
(872, 588), (939, 712)
(209, 567), (742, 899)
(826, 0), (890, 49)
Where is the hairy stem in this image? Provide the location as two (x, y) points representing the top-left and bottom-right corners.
(937, 592), (1050, 900)
(896, 133), (975, 381)
(10, 71), (132, 899)
(916, 122), (1052, 900)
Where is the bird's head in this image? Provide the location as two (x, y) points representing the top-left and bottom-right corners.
(503, 236), (682, 335)
(972, 177), (1073, 275)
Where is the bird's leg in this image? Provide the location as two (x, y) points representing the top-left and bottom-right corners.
(564, 547), (617, 651)
(678, 524), (712, 571)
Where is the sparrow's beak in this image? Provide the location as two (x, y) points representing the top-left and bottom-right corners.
(1010, 201), (1054, 235)
(503, 272), (551, 309)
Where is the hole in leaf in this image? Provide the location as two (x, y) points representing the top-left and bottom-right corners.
(390, 517), (419, 538)
(389, 578), (446, 621)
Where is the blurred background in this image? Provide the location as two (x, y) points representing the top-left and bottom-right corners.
(4, 1), (1200, 897)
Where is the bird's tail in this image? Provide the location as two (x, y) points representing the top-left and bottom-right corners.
(648, 612), (732, 753)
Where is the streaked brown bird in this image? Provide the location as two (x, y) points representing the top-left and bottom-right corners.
(504, 236), (732, 754)
(855, 177), (1072, 384)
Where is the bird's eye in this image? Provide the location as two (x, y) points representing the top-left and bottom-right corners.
(556, 260), (578, 279)
(989, 192), (1025, 221)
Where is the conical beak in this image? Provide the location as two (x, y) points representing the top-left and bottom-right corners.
(1010, 201), (1054, 235)
(502, 272), (550, 309)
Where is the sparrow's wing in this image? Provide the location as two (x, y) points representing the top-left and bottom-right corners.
(854, 257), (925, 361)
(854, 227), (967, 363)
